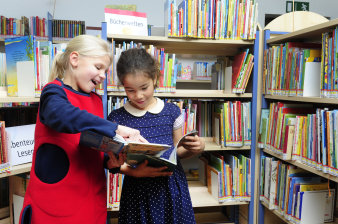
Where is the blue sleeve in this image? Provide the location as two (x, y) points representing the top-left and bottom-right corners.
(39, 84), (118, 138)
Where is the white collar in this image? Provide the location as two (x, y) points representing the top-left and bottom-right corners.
(124, 97), (164, 117)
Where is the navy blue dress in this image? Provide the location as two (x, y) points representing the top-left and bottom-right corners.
(108, 101), (196, 224)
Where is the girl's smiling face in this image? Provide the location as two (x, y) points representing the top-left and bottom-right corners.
(122, 72), (157, 110)
(64, 52), (110, 93)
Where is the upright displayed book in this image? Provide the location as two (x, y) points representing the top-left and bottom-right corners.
(5, 36), (36, 97)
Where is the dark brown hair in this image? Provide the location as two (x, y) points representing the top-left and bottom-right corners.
(116, 48), (160, 87)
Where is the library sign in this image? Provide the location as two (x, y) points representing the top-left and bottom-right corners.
(286, 1), (309, 13)
(104, 8), (148, 36)
(7, 124), (35, 166)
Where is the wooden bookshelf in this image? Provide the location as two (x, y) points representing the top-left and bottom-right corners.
(260, 200), (338, 224)
(108, 34), (254, 56)
(176, 79), (211, 83)
(260, 201), (288, 224)
(204, 137), (251, 151)
(0, 97), (40, 103)
(266, 18), (338, 44)
(188, 181), (249, 207)
(262, 148), (338, 183)
(0, 163), (31, 179)
(108, 90), (252, 99)
(264, 95), (338, 105)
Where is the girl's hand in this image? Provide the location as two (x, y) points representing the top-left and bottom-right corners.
(180, 135), (205, 155)
(125, 160), (173, 178)
(106, 151), (126, 169)
(116, 125), (148, 143)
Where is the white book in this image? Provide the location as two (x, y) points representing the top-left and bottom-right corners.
(303, 62), (320, 97)
(299, 190), (326, 224)
(224, 66), (232, 93)
(16, 61), (35, 97)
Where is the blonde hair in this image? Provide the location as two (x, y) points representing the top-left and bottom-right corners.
(49, 35), (112, 82)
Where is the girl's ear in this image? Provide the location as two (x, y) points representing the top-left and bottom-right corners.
(69, 51), (79, 67)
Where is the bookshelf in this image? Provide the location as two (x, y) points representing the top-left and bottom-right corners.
(0, 163), (31, 179)
(0, 97), (39, 103)
(259, 14), (338, 224)
(0, 20), (261, 224)
(102, 20), (262, 224)
(107, 89), (252, 98)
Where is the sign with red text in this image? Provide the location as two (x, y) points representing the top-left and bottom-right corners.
(104, 8), (148, 36)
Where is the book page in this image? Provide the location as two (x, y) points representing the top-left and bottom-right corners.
(176, 130), (198, 148)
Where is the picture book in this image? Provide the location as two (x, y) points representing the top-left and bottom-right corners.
(5, 35), (35, 96)
(79, 130), (198, 171)
(126, 130), (198, 171)
(79, 130), (170, 156)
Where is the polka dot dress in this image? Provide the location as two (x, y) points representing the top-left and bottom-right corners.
(108, 102), (196, 224)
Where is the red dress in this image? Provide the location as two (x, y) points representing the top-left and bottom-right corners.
(20, 79), (108, 224)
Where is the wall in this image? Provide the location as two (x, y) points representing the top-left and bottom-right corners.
(0, 0), (164, 27)
(258, 0), (338, 27)
(1, 0), (338, 31)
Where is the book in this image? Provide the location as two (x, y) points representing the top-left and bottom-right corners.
(231, 49), (249, 90)
(126, 130), (198, 171)
(79, 130), (198, 171)
(5, 35), (36, 96)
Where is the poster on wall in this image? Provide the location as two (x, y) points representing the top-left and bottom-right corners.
(104, 8), (148, 36)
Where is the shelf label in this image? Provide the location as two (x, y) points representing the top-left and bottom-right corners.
(104, 8), (148, 36)
(7, 124), (35, 166)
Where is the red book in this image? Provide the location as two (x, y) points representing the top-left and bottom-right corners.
(232, 49), (249, 89)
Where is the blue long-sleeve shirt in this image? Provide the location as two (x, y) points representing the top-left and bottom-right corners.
(36, 80), (120, 180)
(39, 81), (118, 137)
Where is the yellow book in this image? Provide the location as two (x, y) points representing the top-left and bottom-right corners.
(187, 0), (192, 36)
(300, 182), (327, 192)
(220, 109), (224, 147)
(295, 116), (304, 157)
(168, 58), (173, 91)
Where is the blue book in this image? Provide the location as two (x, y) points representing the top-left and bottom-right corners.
(224, 0), (229, 38)
(321, 109), (327, 167)
(287, 176), (321, 215)
(299, 191), (305, 219)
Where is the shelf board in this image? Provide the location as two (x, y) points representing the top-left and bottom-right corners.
(108, 180), (249, 212)
(0, 96), (40, 103)
(263, 148), (338, 183)
(176, 79), (211, 83)
(188, 181), (249, 207)
(260, 200), (290, 224)
(264, 94), (338, 104)
(261, 197), (338, 224)
(0, 163), (31, 179)
(108, 90), (252, 98)
(107, 34), (254, 56)
(204, 137), (251, 151)
(267, 18), (338, 44)
(194, 211), (233, 224)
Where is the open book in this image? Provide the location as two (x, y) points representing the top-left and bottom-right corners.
(79, 130), (198, 171)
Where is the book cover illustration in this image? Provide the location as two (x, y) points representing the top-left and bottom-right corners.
(126, 130), (198, 171)
(79, 130), (198, 171)
(79, 130), (170, 155)
(5, 35), (35, 96)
